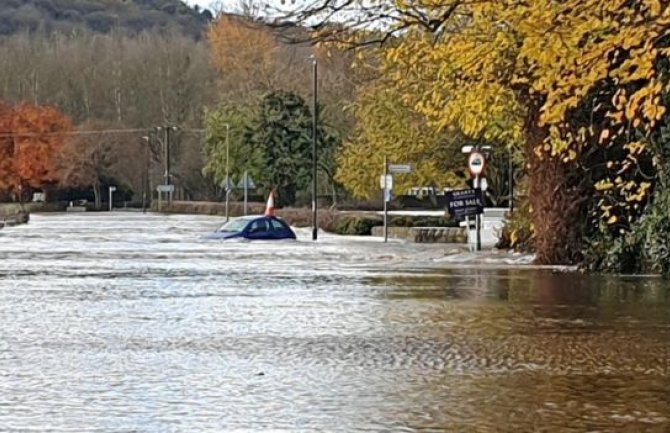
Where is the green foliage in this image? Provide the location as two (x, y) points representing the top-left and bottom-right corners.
(244, 90), (339, 206)
(496, 197), (534, 253)
(331, 214), (458, 235)
(333, 215), (382, 235)
(203, 102), (264, 194)
(583, 186), (670, 277)
(245, 91), (312, 206)
(389, 215), (457, 228)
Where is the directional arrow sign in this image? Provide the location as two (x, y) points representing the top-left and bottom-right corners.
(388, 163), (414, 174)
(157, 184), (174, 193)
(237, 173), (256, 189)
(220, 177), (235, 191)
(379, 174), (393, 190)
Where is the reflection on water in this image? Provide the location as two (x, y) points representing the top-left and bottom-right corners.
(0, 213), (668, 431)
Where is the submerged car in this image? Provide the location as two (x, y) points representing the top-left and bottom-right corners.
(206, 215), (297, 240)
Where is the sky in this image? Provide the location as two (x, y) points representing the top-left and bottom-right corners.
(185, 0), (216, 9)
(184, 0), (289, 13)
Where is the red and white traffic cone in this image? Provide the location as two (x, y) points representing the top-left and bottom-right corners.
(264, 190), (276, 217)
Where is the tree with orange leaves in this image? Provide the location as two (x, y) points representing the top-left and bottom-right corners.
(0, 103), (73, 201)
(0, 103), (15, 194)
(208, 14), (281, 97)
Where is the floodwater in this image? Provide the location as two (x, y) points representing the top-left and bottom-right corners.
(0, 213), (669, 432)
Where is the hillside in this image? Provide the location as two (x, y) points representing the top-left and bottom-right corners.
(0, 0), (213, 38)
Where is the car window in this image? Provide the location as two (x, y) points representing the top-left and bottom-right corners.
(270, 219), (288, 232)
(249, 219), (270, 233)
(218, 218), (251, 232)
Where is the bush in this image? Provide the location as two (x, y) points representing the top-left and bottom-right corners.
(389, 215), (457, 227)
(582, 186), (670, 276)
(496, 197), (534, 252)
(332, 215), (383, 235)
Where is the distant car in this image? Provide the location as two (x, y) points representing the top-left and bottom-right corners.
(205, 215), (297, 241)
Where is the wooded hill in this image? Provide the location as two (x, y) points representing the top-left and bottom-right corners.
(0, 0), (212, 38)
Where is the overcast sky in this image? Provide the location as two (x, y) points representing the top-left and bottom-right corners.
(184, 0), (290, 13)
(185, 0), (215, 9)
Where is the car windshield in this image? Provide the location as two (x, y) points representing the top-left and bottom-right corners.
(217, 218), (252, 233)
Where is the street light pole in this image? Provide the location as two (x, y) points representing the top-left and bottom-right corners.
(225, 123), (230, 222)
(311, 56), (318, 241)
(141, 135), (150, 213)
(155, 125), (178, 207)
(509, 145), (514, 213)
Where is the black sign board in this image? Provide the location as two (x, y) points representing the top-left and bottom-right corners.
(446, 188), (484, 217)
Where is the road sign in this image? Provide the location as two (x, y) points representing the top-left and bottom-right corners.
(220, 177), (235, 192)
(109, 186), (117, 192)
(379, 174), (393, 190)
(446, 188), (483, 217)
(157, 184), (175, 193)
(237, 173), (256, 189)
(468, 151), (486, 176)
(479, 177), (488, 191)
(388, 163), (414, 174)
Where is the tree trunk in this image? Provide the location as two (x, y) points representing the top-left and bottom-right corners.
(331, 181), (337, 209)
(93, 182), (101, 210)
(525, 106), (585, 265)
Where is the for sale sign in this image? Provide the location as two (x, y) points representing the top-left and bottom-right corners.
(446, 188), (484, 217)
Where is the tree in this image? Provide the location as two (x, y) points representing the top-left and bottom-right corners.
(0, 103), (15, 193)
(245, 90), (338, 206)
(337, 81), (467, 199)
(203, 101), (264, 195)
(0, 30), (217, 200)
(58, 120), (126, 209)
(11, 103), (72, 200)
(208, 14), (281, 97)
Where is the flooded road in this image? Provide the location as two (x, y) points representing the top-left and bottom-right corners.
(0, 212), (669, 432)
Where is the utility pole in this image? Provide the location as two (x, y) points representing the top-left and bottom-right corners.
(311, 56), (318, 241)
(164, 126), (171, 205)
(383, 155), (388, 243)
(156, 125), (178, 206)
(141, 135), (149, 213)
(225, 123), (230, 222)
(243, 169), (248, 216)
(509, 146), (514, 213)
(474, 173), (481, 251)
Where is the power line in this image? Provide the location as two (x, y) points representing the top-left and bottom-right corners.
(0, 127), (205, 139)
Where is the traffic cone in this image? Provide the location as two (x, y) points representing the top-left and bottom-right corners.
(264, 190), (276, 216)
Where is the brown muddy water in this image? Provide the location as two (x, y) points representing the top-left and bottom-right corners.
(0, 213), (668, 432)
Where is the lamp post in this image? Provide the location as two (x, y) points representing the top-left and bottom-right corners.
(508, 145), (514, 213)
(225, 123), (230, 222)
(311, 56), (318, 241)
(141, 135), (150, 213)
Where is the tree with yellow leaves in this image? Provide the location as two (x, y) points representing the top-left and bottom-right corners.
(274, 0), (670, 268)
(337, 81), (467, 199)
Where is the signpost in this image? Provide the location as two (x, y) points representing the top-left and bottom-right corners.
(464, 147), (488, 251)
(220, 177), (235, 221)
(237, 171), (255, 215)
(109, 186), (117, 212)
(156, 184), (174, 212)
(379, 174), (393, 190)
(468, 152), (485, 176)
(383, 157), (389, 242)
(388, 164), (414, 174)
(157, 184), (175, 193)
(381, 160), (414, 243)
(446, 188), (484, 218)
